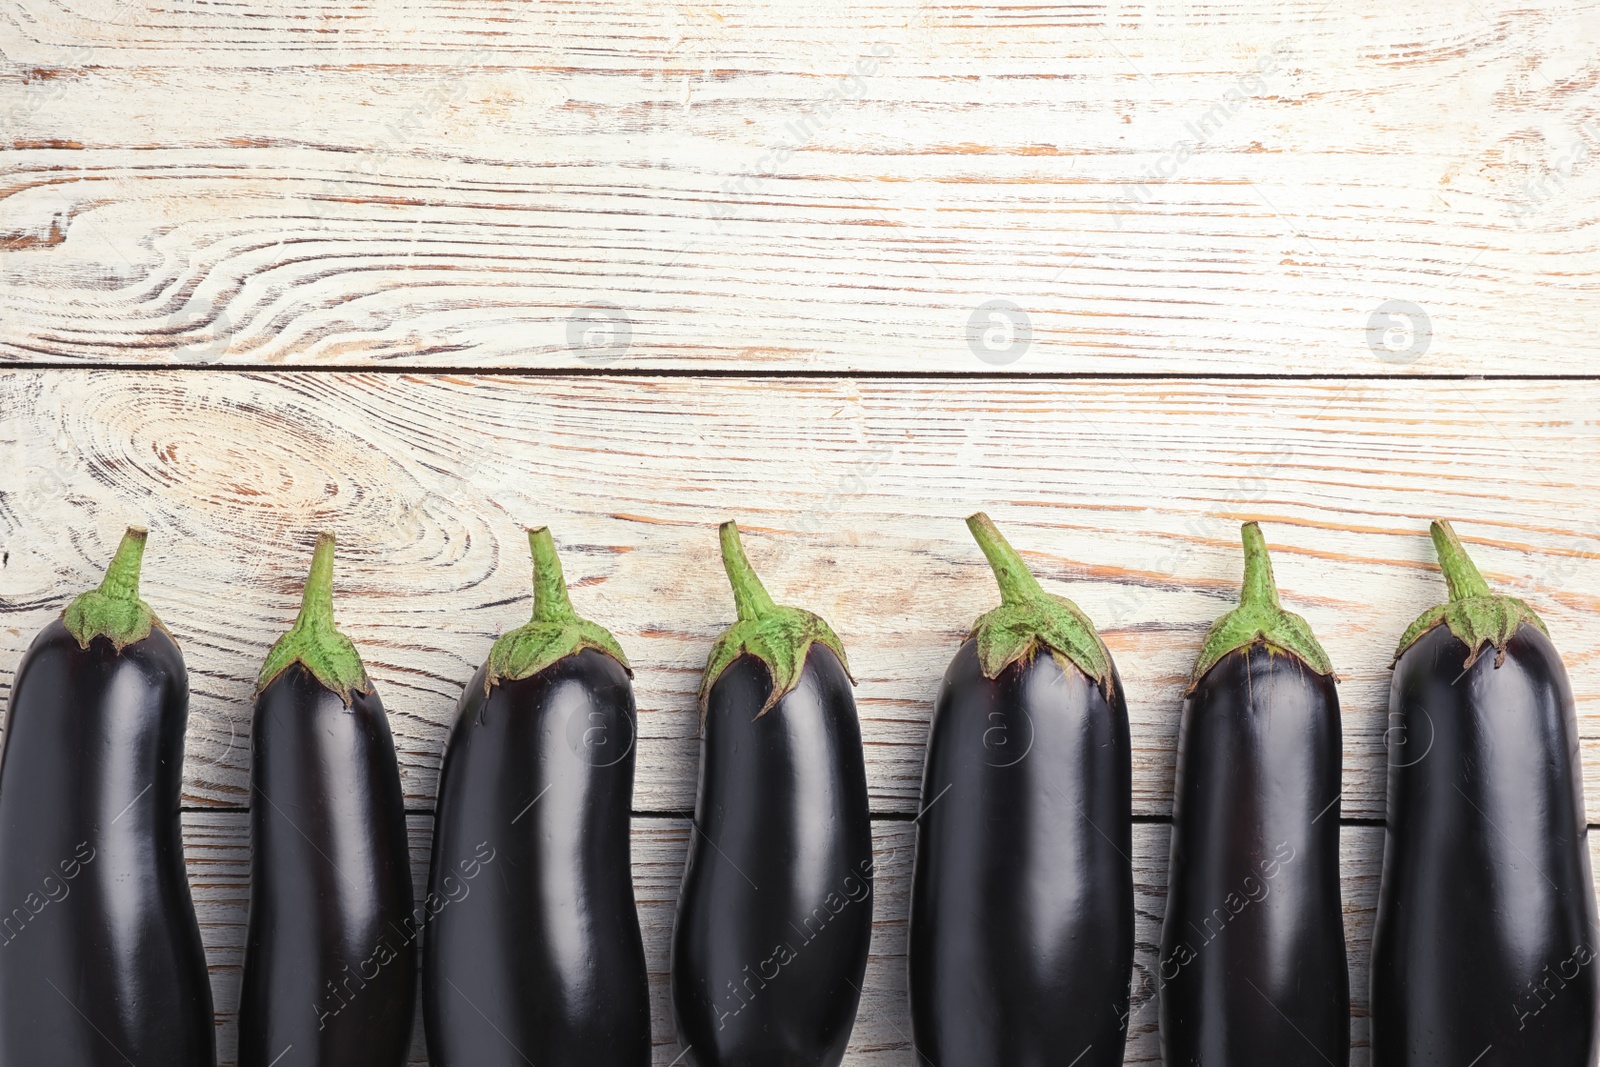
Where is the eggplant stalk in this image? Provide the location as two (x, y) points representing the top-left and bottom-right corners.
(964, 512), (1109, 684)
(1393, 519), (1547, 666)
(256, 533), (369, 703)
(698, 521), (852, 717)
(63, 526), (162, 650)
(1190, 521), (1332, 686)
(487, 527), (630, 687)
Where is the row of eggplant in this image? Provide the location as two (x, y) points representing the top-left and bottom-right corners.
(0, 515), (1593, 1067)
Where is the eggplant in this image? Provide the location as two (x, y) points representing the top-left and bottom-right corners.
(238, 534), (415, 1067)
(0, 527), (215, 1066)
(909, 513), (1133, 1067)
(423, 527), (650, 1067)
(671, 521), (874, 1067)
(1370, 521), (1598, 1066)
(1159, 522), (1348, 1066)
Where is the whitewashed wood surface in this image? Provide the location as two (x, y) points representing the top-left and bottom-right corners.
(7, 0), (1600, 1061)
(4, 371), (1600, 1061)
(3, 0), (1600, 371)
(8, 372), (1600, 819)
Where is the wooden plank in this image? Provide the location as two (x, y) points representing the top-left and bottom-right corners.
(6, 373), (1600, 820)
(181, 812), (1600, 1066)
(3, 0), (1599, 371)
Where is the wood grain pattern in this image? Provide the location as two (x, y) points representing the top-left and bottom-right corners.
(7, 2), (1599, 1060)
(177, 812), (1595, 1066)
(3, 0), (1599, 371)
(5, 372), (1600, 823)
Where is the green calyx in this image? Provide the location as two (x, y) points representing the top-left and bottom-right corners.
(964, 513), (1111, 686)
(62, 526), (165, 651)
(1189, 522), (1333, 689)
(257, 533), (371, 705)
(485, 527), (630, 689)
(697, 521), (853, 719)
(1393, 520), (1547, 667)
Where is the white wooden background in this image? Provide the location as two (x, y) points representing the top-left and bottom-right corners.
(4, 0), (1600, 1063)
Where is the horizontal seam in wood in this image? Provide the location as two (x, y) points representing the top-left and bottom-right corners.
(0, 364), (1589, 382)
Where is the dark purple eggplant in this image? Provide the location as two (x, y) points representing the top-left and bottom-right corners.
(1160, 522), (1348, 1066)
(671, 521), (873, 1067)
(0, 527), (215, 1066)
(909, 513), (1132, 1067)
(423, 527), (649, 1067)
(238, 534), (415, 1067)
(1371, 521), (1598, 1066)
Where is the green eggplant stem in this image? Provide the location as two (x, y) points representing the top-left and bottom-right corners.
(97, 527), (147, 603)
(529, 527), (578, 624)
(966, 513), (1047, 605)
(256, 533), (371, 704)
(62, 525), (162, 651)
(720, 521), (778, 620)
(1188, 522), (1333, 687)
(485, 526), (630, 687)
(1431, 520), (1494, 602)
(697, 521), (852, 718)
(962, 512), (1110, 685)
(1238, 521), (1280, 610)
(1392, 520), (1546, 665)
(298, 533), (337, 631)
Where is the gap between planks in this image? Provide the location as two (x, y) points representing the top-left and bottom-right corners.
(177, 808), (1600, 831)
(178, 811), (1600, 1066)
(0, 364), (1591, 381)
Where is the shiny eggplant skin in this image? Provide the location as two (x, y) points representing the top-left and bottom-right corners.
(0, 621), (215, 1066)
(423, 650), (650, 1067)
(1370, 624), (1599, 1066)
(1159, 643), (1348, 1066)
(238, 664), (415, 1067)
(671, 646), (874, 1067)
(909, 640), (1133, 1067)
